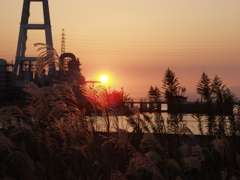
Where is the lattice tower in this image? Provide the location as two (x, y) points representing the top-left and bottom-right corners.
(61, 29), (65, 55)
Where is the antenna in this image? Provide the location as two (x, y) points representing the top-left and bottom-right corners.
(61, 29), (65, 55)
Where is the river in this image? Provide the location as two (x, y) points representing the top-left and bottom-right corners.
(89, 112), (209, 135)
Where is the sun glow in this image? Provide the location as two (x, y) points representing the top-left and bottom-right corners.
(100, 75), (109, 83)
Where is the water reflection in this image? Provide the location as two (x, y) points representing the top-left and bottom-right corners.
(88, 113), (208, 135)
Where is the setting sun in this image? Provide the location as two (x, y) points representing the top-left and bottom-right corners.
(100, 75), (109, 83)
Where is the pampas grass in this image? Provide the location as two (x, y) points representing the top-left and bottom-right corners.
(2, 44), (240, 179)
(2, 82), (240, 179)
(34, 43), (60, 77)
(182, 157), (201, 172)
(81, 84), (119, 133)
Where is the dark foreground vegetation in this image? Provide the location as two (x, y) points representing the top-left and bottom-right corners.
(1, 80), (240, 180)
(1, 45), (240, 179)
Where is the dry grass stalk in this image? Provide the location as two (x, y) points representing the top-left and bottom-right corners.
(0, 106), (26, 129)
(166, 159), (181, 171)
(81, 84), (118, 133)
(178, 123), (195, 139)
(191, 145), (205, 162)
(129, 152), (165, 180)
(0, 133), (16, 153)
(145, 151), (162, 165)
(183, 157), (201, 172)
(140, 133), (164, 152)
(212, 135), (230, 160)
(179, 144), (190, 158)
(34, 43), (60, 77)
(23, 81), (85, 129)
(110, 170), (126, 180)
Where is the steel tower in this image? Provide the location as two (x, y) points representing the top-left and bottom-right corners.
(14, 0), (54, 87)
(61, 29), (65, 55)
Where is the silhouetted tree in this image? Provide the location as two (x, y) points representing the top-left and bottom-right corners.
(196, 72), (212, 102)
(211, 75), (239, 135)
(148, 85), (161, 113)
(210, 75), (228, 134)
(191, 99), (205, 135)
(162, 68), (180, 102)
(162, 68), (186, 134)
(196, 73), (240, 135)
(147, 86), (165, 133)
(148, 86), (161, 102)
(211, 75), (224, 94)
(196, 72), (216, 135)
(221, 88), (239, 136)
(108, 88), (131, 114)
(210, 75), (237, 116)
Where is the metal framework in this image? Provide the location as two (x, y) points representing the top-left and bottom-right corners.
(14, 0), (54, 87)
(61, 29), (65, 55)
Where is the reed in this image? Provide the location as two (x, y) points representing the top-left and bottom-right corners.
(1, 44), (240, 179)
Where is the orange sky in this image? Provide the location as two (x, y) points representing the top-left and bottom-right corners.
(1, 0), (240, 100)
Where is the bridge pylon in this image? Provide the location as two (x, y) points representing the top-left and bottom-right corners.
(14, 0), (55, 87)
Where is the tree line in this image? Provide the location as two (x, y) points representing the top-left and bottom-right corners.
(147, 68), (239, 136)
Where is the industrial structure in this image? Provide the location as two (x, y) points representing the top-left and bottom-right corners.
(0, 59), (14, 96)
(0, 0), (86, 103)
(14, 0), (54, 88)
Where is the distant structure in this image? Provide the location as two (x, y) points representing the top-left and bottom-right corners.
(61, 29), (66, 55)
(0, 0), (86, 103)
(14, 0), (55, 88)
(58, 53), (86, 100)
(0, 59), (14, 95)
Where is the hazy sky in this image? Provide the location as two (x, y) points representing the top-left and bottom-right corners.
(1, 0), (240, 100)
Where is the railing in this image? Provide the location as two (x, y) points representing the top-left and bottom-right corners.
(126, 101), (168, 113)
